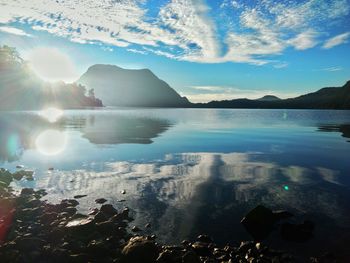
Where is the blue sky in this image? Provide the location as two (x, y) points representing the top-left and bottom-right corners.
(0, 0), (349, 102)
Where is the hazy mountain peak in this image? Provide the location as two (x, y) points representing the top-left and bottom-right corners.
(78, 64), (189, 107)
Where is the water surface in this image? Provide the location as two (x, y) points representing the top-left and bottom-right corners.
(1, 108), (350, 259)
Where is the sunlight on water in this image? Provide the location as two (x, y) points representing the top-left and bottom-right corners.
(35, 129), (67, 156)
(39, 107), (64, 123)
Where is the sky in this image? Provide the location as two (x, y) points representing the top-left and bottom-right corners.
(0, 0), (349, 102)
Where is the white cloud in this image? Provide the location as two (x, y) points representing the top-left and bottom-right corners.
(182, 86), (299, 103)
(288, 30), (319, 50)
(0, 0), (349, 65)
(322, 32), (350, 49)
(0, 26), (32, 37)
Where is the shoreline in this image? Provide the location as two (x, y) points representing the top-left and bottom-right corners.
(0, 169), (339, 262)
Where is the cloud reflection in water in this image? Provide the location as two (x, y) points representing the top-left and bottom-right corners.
(38, 152), (349, 246)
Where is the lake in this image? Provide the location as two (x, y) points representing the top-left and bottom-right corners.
(1, 108), (350, 259)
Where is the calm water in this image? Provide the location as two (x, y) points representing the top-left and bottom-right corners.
(1, 108), (350, 258)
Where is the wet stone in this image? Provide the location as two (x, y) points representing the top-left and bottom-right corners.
(95, 198), (107, 204)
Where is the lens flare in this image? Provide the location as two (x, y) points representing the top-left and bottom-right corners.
(35, 129), (67, 156)
(39, 107), (63, 123)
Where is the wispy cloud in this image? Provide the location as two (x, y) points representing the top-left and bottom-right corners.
(322, 32), (350, 49)
(0, 0), (349, 65)
(0, 26), (32, 37)
(319, 66), (343, 72)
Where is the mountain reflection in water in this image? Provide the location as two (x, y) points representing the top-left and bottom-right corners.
(1, 109), (350, 259)
(0, 111), (172, 161)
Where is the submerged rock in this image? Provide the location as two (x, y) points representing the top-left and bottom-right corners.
(95, 198), (107, 204)
(281, 220), (314, 242)
(122, 236), (159, 263)
(241, 205), (276, 240)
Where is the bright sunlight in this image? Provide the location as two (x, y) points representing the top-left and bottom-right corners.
(39, 107), (64, 123)
(35, 129), (68, 156)
(27, 47), (79, 83)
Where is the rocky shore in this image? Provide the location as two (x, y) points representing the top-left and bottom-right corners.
(0, 169), (336, 262)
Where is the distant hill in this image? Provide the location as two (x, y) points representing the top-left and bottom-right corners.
(256, 95), (281, 102)
(195, 81), (350, 109)
(78, 64), (190, 107)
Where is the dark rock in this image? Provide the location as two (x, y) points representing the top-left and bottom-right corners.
(0, 168), (13, 186)
(12, 170), (34, 181)
(182, 250), (200, 263)
(280, 220), (314, 242)
(132, 226), (141, 232)
(96, 220), (115, 234)
(100, 204), (118, 216)
(48, 167), (54, 171)
(197, 234), (213, 244)
(74, 194), (87, 199)
(122, 236), (159, 263)
(20, 188), (35, 196)
(61, 199), (79, 207)
(93, 211), (108, 223)
(191, 241), (211, 257)
(272, 210), (294, 221)
(69, 253), (90, 263)
(95, 198), (107, 204)
(241, 205), (275, 241)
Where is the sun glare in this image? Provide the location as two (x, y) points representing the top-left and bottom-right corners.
(39, 107), (64, 123)
(35, 129), (68, 156)
(27, 47), (79, 83)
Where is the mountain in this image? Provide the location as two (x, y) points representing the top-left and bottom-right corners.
(78, 64), (190, 107)
(256, 95), (281, 102)
(195, 81), (350, 109)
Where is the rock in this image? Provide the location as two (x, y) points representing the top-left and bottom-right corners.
(182, 250), (200, 263)
(0, 168), (13, 186)
(272, 210), (294, 221)
(197, 234), (213, 243)
(132, 226), (141, 232)
(48, 167), (54, 171)
(69, 253), (90, 263)
(145, 223), (151, 228)
(280, 220), (314, 242)
(241, 205), (275, 241)
(16, 165), (24, 169)
(12, 170), (34, 181)
(20, 188), (35, 196)
(95, 198), (107, 204)
(88, 208), (99, 216)
(65, 217), (94, 234)
(122, 236), (159, 263)
(74, 194), (87, 199)
(93, 211), (108, 223)
(121, 190), (126, 194)
(100, 204), (118, 216)
(96, 220), (115, 234)
(61, 199), (79, 207)
(191, 241), (211, 257)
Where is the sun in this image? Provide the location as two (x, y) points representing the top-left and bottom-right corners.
(27, 47), (79, 83)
